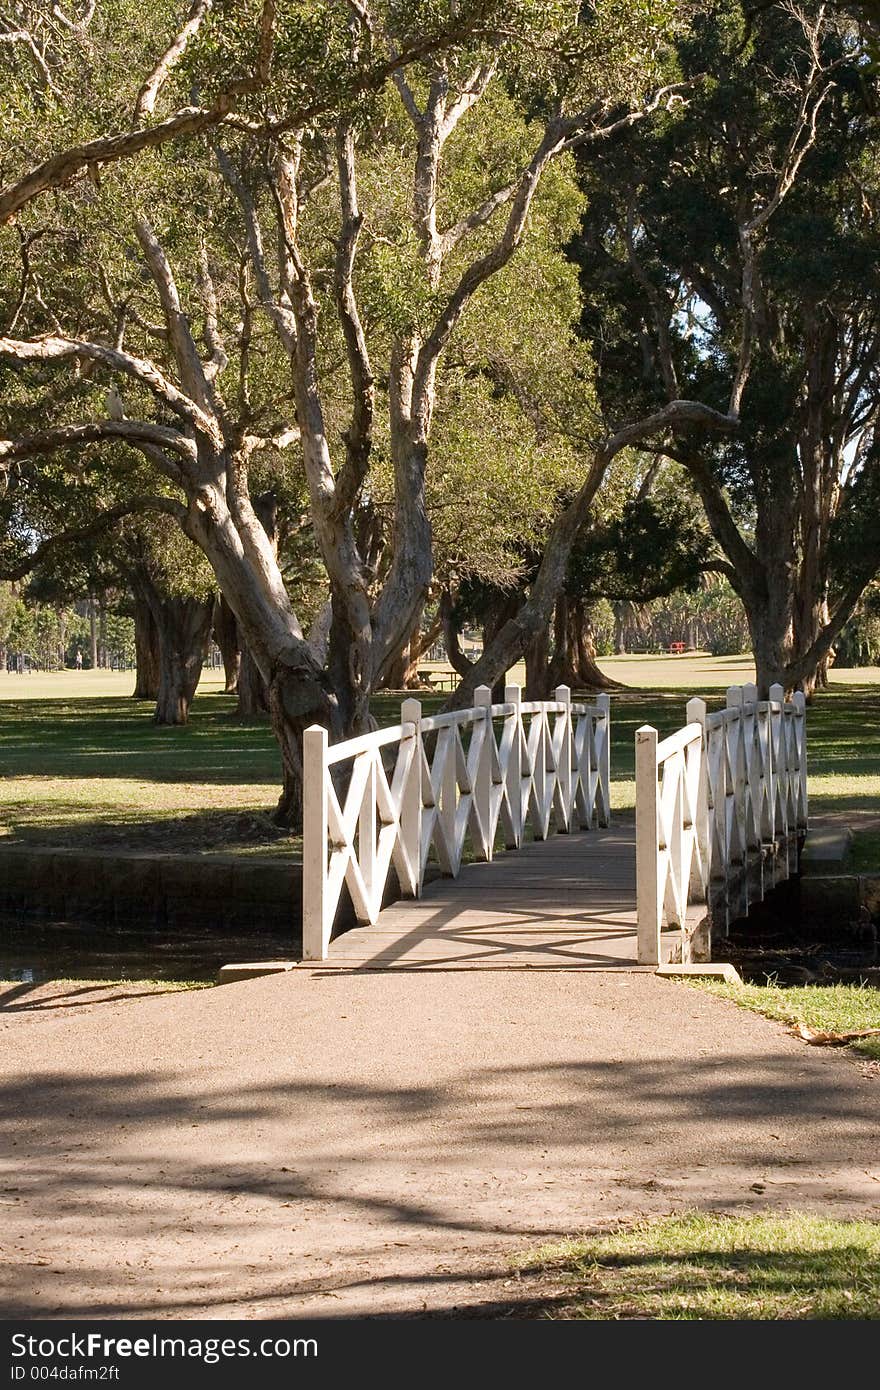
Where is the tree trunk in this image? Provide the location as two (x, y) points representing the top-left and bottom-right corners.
(548, 596), (619, 690)
(98, 600), (107, 669)
(267, 659), (344, 829)
(524, 622), (551, 699)
(152, 595), (215, 725)
(612, 601), (628, 654)
(378, 600), (433, 690)
(237, 643), (270, 716)
(89, 597), (98, 671)
(213, 595), (240, 693)
(439, 589), (476, 680)
(132, 595), (160, 700)
(234, 494), (277, 718)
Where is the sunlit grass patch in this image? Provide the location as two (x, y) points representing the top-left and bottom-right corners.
(519, 1212), (880, 1319)
(689, 979), (880, 1060)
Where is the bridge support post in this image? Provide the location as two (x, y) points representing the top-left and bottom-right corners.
(596, 692), (611, 827)
(504, 683), (523, 848)
(302, 724), (330, 961)
(635, 724), (661, 965)
(555, 684), (572, 831)
(401, 697), (423, 895)
(794, 691), (808, 831)
(474, 685), (494, 861)
(686, 697), (709, 904)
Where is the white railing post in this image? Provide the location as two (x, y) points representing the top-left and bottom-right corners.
(596, 692), (611, 827)
(358, 750), (377, 920)
(768, 682), (784, 843)
(555, 684), (573, 831)
(686, 696), (709, 901)
(400, 697), (423, 894)
(635, 724), (661, 965)
(725, 684), (745, 869)
(793, 690), (808, 830)
(302, 724), (330, 961)
(474, 684), (494, 861)
(504, 683), (523, 848)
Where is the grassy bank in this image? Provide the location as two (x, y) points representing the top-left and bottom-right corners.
(516, 1212), (880, 1319)
(688, 979), (880, 1061)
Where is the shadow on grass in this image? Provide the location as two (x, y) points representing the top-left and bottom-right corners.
(0, 691), (280, 784)
(0, 807), (297, 855)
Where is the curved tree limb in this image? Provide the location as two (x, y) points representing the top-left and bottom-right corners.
(0, 419), (196, 470)
(0, 334), (217, 441)
(133, 0), (215, 123)
(0, 495), (187, 580)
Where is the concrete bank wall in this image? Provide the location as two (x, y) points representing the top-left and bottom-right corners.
(0, 846), (302, 930)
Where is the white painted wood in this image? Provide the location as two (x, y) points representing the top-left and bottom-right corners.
(400, 699), (422, 895)
(301, 690), (613, 959)
(635, 725), (661, 965)
(596, 692), (611, 827)
(302, 725), (329, 961)
(555, 685), (573, 833)
(638, 683), (809, 959)
(474, 685), (493, 860)
(686, 697), (709, 902)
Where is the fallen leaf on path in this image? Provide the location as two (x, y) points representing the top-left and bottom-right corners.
(788, 1022), (880, 1046)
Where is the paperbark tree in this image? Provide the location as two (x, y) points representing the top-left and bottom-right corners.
(0, 2), (717, 819)
(133, 592), (161, 698)
(572, 1), (880, 695)
(212, 594), (239, 693)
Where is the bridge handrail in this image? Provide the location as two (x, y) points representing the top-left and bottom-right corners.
(636, 682), (808, 965)
(302, 683), (611, 960)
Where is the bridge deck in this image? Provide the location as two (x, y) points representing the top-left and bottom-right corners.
(324, 820), (645, 971)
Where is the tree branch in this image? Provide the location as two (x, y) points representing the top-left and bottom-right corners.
(437, 181), (517, 257)
(134, 0), (215, 123)
(0, 495), (187, 580)
(133, 217), (218, 423)
(0, 334), (216, 437)
(332, 118), (374, 515)
(0, 419), (195, 480)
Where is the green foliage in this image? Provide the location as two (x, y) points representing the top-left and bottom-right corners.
(836, 580), (880, 666)
(567, 482), (711, 602)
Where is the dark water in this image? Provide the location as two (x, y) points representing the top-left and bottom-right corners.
(0, 914), (300, 983)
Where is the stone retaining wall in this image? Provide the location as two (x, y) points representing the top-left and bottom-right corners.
(0, 846), (302, 930)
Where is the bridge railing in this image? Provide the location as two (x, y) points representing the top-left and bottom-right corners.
(636, 682), (807, 965)
(302, 684), (611, 960)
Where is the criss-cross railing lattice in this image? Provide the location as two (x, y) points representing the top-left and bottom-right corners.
(636, 683), (807, 965)
(302, 684), (611, 960)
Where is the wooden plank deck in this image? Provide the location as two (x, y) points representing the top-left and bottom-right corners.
(323, 820), (646, 971)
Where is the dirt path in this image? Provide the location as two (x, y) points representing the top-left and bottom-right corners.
(1, 969), (878, 1319)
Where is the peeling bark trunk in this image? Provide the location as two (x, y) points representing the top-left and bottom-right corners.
(439, 589), (476, 680)
(235, 493), (277, 719)
(548, 596), (619, 691)
(213, 594), (240, 693)
(152, 594), (215, 725)
(132, 595), (160, 700)
(524, 623), (551, 699)
(377, 601), (437, 690)
(267, 660), (343, 829)
(237, 644), (270, 716)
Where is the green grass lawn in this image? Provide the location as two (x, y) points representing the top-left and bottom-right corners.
(0, 658), (877, 857)
(688, 979), (880, 1060)
(516, 1212), (880, 1319)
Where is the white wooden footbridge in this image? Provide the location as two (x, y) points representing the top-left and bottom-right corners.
(301, 682), (808, 970)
